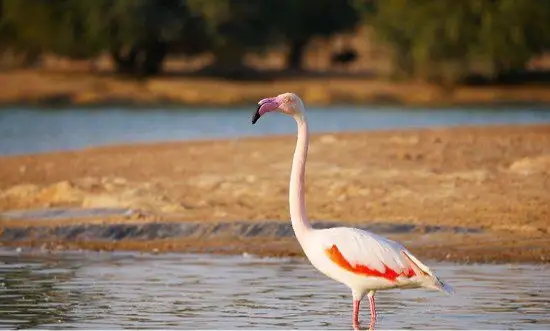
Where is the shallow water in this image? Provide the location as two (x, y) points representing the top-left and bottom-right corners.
(0, 248), (548, 329)
(1, 106), (550, 155)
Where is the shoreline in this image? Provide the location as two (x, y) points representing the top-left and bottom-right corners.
(0, 219), (548, 264)
(1, 124), (549, 263)
(0, 219), (550, 264)
(3, 70), (550, 108)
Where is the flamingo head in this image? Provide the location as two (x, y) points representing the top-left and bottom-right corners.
(252, 92), (304, 124)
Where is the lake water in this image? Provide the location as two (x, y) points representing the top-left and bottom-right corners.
(0, 248), (548, 330)
(1, 106), (550, 155)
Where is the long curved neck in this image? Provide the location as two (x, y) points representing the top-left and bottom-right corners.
(290, 112), (312, 242)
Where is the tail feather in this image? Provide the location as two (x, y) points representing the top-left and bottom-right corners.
(401, 250), (433, 277)
(401, 250), (454, 295)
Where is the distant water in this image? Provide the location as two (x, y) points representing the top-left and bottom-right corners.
(0, 248), (548, 329)
(1, 106), (550, 155)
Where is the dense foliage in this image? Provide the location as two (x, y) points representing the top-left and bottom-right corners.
(0, 0), (548, 83)
(369, 0), (550, 85)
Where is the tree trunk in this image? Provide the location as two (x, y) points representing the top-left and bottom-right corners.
(210, 46), (248, 78)
(286, 39), (307, 71)
(111, 46), (139, 74)
(21, 49), (42, 68)
(139, 41), (168, 76)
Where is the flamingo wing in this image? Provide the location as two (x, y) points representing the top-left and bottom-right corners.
(318, 227), (431, 281)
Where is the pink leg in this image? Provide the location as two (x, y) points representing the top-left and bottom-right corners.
(368, 291), (377, 330)
(352, 299), (361, 330)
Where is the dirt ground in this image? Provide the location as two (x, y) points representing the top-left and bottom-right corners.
(0, 124), (549, 263)
(2, 70), (550, 107)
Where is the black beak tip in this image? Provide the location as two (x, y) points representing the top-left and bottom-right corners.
(251, 113), (260, 124)
(251, 105), (261, 124)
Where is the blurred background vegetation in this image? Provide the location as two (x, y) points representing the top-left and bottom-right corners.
(1, 0), (549, 87)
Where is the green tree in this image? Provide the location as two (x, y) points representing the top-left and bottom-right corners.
(1, 0), (98, 61)
(186, 0), (276, 74)
(472, 0), (550, 79)
(1, 0), (209, 75)
(370, 0), (480, 84)
(369, 0), (550, 85)
(82, 0), (209, 75)
(272, 0), (361, 71)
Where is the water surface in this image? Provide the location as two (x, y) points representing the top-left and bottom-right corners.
(1, 106), (550, 155)
(0, 248), (548, 329)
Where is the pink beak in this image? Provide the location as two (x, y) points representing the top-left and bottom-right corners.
(252, 98), (279, 124)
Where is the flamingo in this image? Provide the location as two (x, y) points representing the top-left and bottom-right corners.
(251, 93), (454, 330)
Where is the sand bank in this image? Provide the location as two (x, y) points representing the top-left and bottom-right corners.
(0, 124), (549, 263)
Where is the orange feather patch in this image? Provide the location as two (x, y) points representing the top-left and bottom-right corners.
(325, 244), (416, 280)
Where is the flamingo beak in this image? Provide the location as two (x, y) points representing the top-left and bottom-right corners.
(252, 98), (279, 124)
(252, 104), (262, 124)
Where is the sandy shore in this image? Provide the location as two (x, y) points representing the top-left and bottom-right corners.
(1, 124), (549, 263)
(3, 70), (550, 107)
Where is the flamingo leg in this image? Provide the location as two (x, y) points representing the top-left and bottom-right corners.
(352, 299), (361, 330)
(368, 290), (377, 330)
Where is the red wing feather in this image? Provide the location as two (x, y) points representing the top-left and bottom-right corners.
(325, 244), (416, 281)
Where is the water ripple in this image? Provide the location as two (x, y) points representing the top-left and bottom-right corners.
(0, 248), (548, 329)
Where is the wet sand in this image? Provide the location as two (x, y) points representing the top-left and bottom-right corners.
(0, 124), (549, 263)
